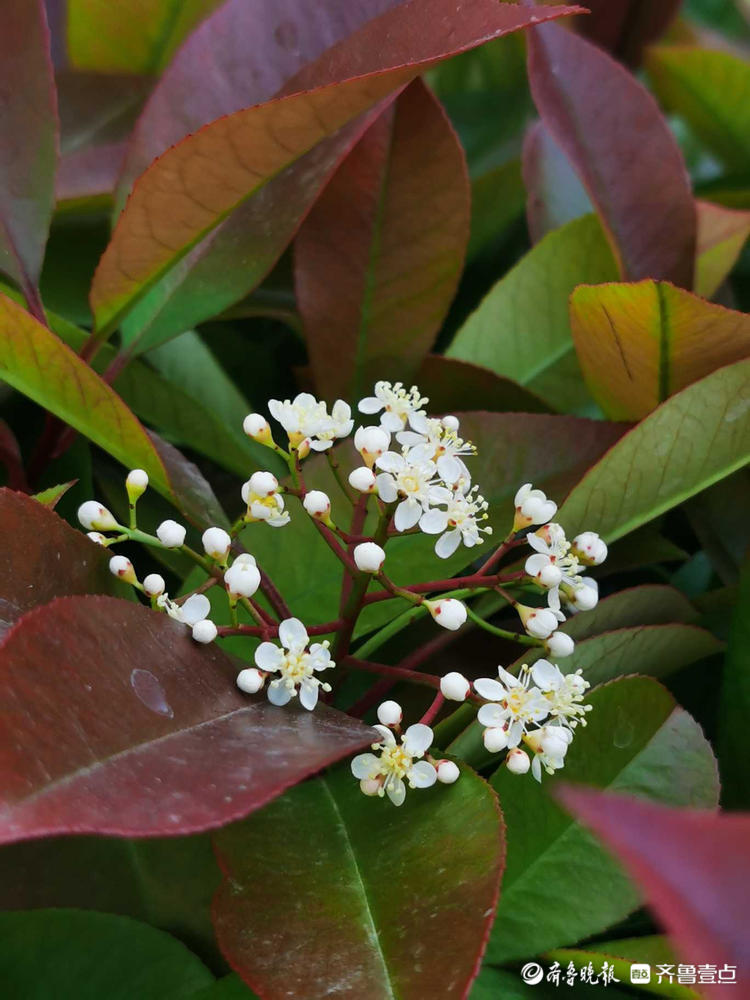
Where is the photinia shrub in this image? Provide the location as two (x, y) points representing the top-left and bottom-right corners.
(0, 0), (749, 996)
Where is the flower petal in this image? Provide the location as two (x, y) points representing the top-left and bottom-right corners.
(254, 642), (283, 671)
(403, 723), (433, 757)
(179, 594), (211, 626)
(299, 679), (319, 711)
(385, 776), (406, 806)
(375, 451), (405, 474)
(373, 724), (396, 747)
(358, 396), (383, 414)
(351, 753), (380, 779)
(408, 760), (437, 788)
(419, 508), (449, 534)
(266, 679), (293, 706)
(381, 411), (404, 432)
(279, 617), (308, 652)
(525, 553), (550, 576)
(394, 499), (421, 532)
(477, 702), (506, 727)
(474, 678), (505, 701)
(375, 474), (398, 503)
(435, 529), (461, 559)
(531, 659), (562, 691)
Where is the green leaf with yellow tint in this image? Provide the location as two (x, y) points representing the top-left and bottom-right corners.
(695, 200), (750, 298)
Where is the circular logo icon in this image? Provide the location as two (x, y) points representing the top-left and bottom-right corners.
(520, 963), (544, 986)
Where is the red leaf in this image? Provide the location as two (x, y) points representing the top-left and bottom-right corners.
(0, 489), (116, 640)
(522, 120), (591, 243)
(0, 0), (58, 312)
(0, 595), (375, 844)
(296, 80), (469, 401)
(556, 787), (749, 996)
(415, 355), (551, 414)
(527, 21), (696, 288)
(574, 0), (681, 66)
(91, 1), (582, 334)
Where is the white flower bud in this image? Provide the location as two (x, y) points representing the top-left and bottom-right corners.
(506, 748), (531, 774)
(243, 413), (273, 445)
(192, 619), (218, 644)
(224, 558), (261, 598)
(109, 555), (137, 585)
(426, 598), (467, 631)
(246, 471), (279, 498)
(77, 500), (118, 532)
(568, 578), (599, 611)
(143, 573), (166, 598)
(441, 415), (460, 432)
(86, 531), (107, 546)
(436, 760), (460, 784)
(546, 631), (575, 658)
(440, 671), (471, 701)
(236, 667), (265, 694)
(354, 426), (390, 467)
(517, 603), (558, 639)
(125, 469), (148, 502)
(360, 777), (382, 796)
(302, 490), (331, 519)
(539, 564), (563, 588)
(202, 526), (231, 561)
(513, 483), (557, 531)
(376, 700), (403, 726)
(483, 727), (509, 753)
(353, 542), (385, 573)
(572, 531), (608, 566)
(348, 466), (377, 493)
(156, 519), (186, 548)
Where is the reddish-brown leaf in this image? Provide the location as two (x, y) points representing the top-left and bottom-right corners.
(415, 355), (551, 414)
(0, 0), (58, 309)
(522, 120), (591, 243)
(296, 80), (469, 401)
(0, 489), (116, 640)
(90, 1), (582, 334)
(556, 788), (749, 997)
(527, 21), (696, 288)
(574, 0), (681, 66)
(0, 595), (376, 844)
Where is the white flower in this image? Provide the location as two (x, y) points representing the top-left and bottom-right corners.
(302, 490), (331, 520)
(526, 725), (573, 782)
(506, 748), (531, 774)
(425, 598), (467, 631)
(125, 469), (148, 501)
(351, 723), (436, 805)
(358, 381), (428, 433)
(109, 555), (137, 584)
(375, 451), (442, 531)
(436, 760), (460, 784)
(525, 524), (583, 596)
(224, 553), (261, 598)
(348, 466), (377, 493)
(516, 603), (561, 638)
(156, 519), (186, 548)
(143, 573), (165, 597)
(243, 413), (273, 444)
(254, 617), (334, 711)
(545, 631), (575, 658)
(202, 526), (231, 561)
(531, 660), (591, 729)
(192, 619), (218, 644)
(397, 414), (476, 478)
(313, 400), (355, 450)
(565, 577), (599, 611)
(77, 500), (118, 532)
(475, 665), (550, 747)
(241, 476), (290, 527)
(376, 700), (402, 726)
(572, 531), (608, 566)
(236, 667), (265, 694)
(268, 392), (329, 448)
(353, 542), (385, 573)
(513, 483), (557, 531)
(440, 672), (471, 701)
(419, 485), (492, 558)
(158, 592), (211, 627)
(354, 425), (390, 467)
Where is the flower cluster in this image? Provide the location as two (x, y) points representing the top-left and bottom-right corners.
(74, 379), (612, 805)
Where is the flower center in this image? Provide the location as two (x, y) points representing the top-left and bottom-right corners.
(379, 745), (413, 779)
(280, 652), (312, 683)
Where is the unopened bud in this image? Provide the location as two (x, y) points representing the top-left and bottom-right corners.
(202, 526), (231, 561)
(376, 700), (402, 726)
(156, 519), (186, 548)
(109, 555), (137, 585)
(546, 631), (575, 658)
(354, 426), (390, 467)
(302, 490), (332, 522)
(353, 542), (385, 573)
(77, 501), (118, 532)
(125, 469), (148, 503)
(86, 531), (107, 546)
(246, 471), (278, 498)
(572, 531), (608, 566)
(506, 748), (531, 774)
(236, 667), (265, 694)
(425, 598), (467, 632)
(348, 466), (377, 493)
(192, 619), (218, 644)
(243, 413), (274, 446)
(516, 603), (558, 639)
(483, 727), (509, 753)
(143, 573), (166, 598)
(440, 671), (471, 701)
(436, 760), (460, 784)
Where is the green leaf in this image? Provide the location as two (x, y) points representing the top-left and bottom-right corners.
(485, 677), (720, 963)
(0, 909), (214, 999)
(718, 557), (750, 808)
(552, 584), (698, 641)
(0, 293), (225, 526)
(647, 46), (750, 173)
(569, 280), (750, 421)
(468, 160), (526, 261)
(31, 480), (77, 509)
(545, 944), (700, 999)
(67, 0), (222, 73)
(213, 762), (504, 999)
(557, 357), (750, 543)
(695, 200), (750, 299)
(447, 215), (618, 412)
(471, 966), (635, 998)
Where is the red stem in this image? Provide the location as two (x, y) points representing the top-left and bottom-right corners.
(362, 569), (524, 605)
(419, 691), (445, 726)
